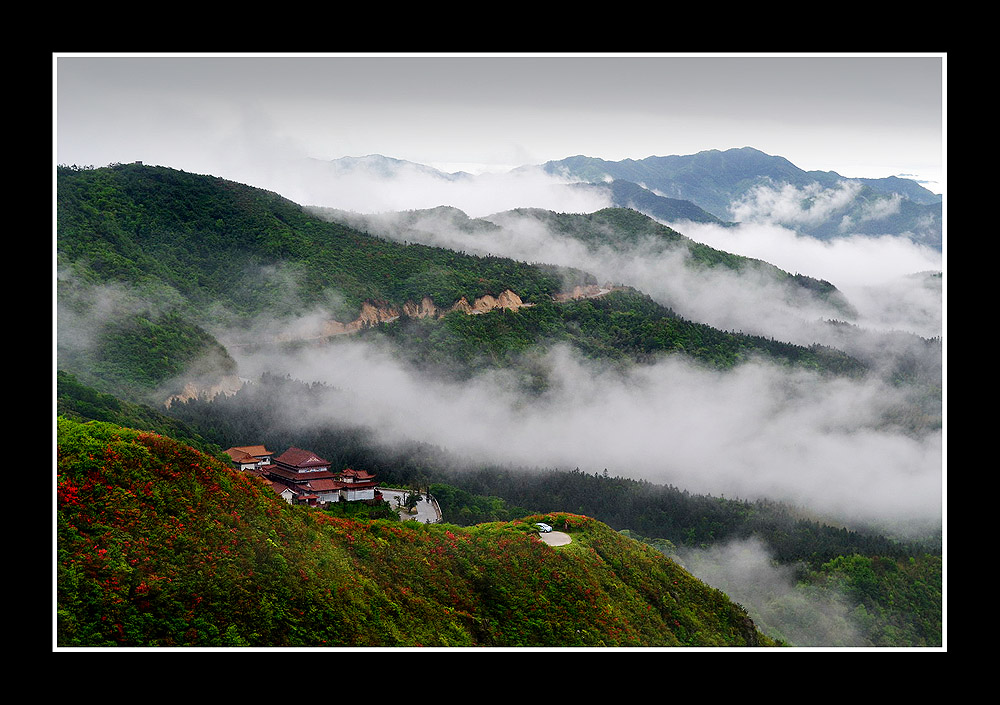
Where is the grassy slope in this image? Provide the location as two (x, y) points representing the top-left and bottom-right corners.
(57, 417), (777, 648)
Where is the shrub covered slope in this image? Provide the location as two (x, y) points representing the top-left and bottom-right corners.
(57, 417), (777, 648)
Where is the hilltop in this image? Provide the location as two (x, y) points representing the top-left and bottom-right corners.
(57, 417), (777, 647)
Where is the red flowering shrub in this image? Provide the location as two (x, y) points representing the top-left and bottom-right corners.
(57, 417), (775, 648)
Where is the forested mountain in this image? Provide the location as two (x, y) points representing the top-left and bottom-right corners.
(542, 148), (943, 208)
(315, 203), (809, 281)
(589, 179), (734, 226)
(56, 163), (577, 321)
(55, 161), (942, 648)
(313, 148), (942, 248)
(321, 154), (733, 225)
(56, 163), (577, 402)
(57, 162), (868, 405)
(311, 202), (857, 321)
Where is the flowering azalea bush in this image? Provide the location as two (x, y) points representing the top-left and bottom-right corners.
(57, 417), (776, 647)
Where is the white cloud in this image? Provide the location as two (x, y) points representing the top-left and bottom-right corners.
(678, 538), (866, 647)
(254, 160), (613, 218)
(334, 202), (942, 348)
(859, 192), (903, 222)
(674, 220), (943, 338)
(728, 181), (863, 226)
(223, 197), (943, 535)
(231, 338), (941, 533)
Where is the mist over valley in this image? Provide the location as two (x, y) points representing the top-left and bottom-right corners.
(58, 146), (942, 532)
(56, 144), (944, 648)
(54, 54), (948, 649)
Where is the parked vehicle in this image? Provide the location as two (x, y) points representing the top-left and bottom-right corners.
(536, 522), (553, 533)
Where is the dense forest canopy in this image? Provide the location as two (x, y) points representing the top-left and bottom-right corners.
(57, 163), (588, 319)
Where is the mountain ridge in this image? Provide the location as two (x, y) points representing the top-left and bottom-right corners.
(540, 147), (941, 203)
(539, 147), (942, 249)
(311, 147), (941, 249)
(325, 147), (940, 202)
(309, 202), (858, 322)
(58, 163), (871, 405)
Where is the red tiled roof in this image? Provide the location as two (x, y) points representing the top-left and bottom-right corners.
(224, 447), (255, 462)
(231, 445), (273, 457)
(269, 479), (294, 494)
(305, 478), (347, 491)
(267, 466), (339, 482)
(274, 447), (330, 469)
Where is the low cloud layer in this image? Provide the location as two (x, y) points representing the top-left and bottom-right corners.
(249, 178), (941, 535)
(231, 157), (613, 218)
(58, 161), (943, 539)
(183, 151), (944, 346)
(338, 202), (942, 351)
(677, 537), (866, 646)
(729, 181), (864, 227)
(231, 338), (941, 533)
(675, 220), (943, 339)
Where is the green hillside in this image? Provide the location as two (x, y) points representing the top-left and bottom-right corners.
(57, 163), (579, 318)
(57, 163), (866, 402)
(312, 203), (854, 317)
(57, 417), (778, 647)
(58, 372), (941, 647)
(56, 163), (583, 401)
(57, 370), (226, 459)
(365, 287), (866, 385)
(54, 162), (941, 649)
(489, 207), (855, 315)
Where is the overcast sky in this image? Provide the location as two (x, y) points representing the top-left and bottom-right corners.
(54, 53), (946, 197)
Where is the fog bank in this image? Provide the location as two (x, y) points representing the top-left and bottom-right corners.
(231, 338), (941, 532)
(678, 538), (866, 647)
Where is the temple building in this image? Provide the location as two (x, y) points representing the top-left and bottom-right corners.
(233, 445), (380, 507)
(223, 445), (274, 471)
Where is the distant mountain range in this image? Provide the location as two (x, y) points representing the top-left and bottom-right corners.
(539, 147), (941, 209)
(323, 147), (942, 250)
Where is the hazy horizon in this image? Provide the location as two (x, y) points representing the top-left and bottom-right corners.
(55, 53), (946, 202)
